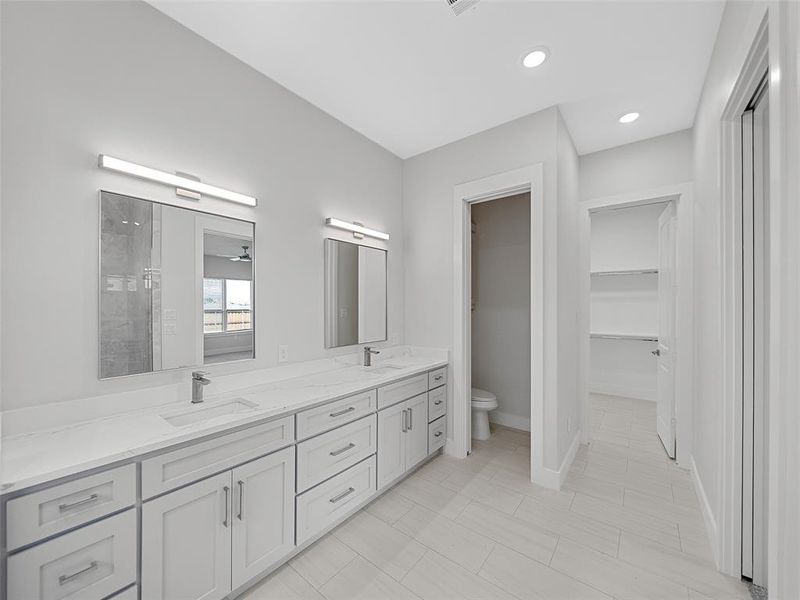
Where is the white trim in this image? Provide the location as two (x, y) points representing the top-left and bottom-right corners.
(489, 411), (531, 432)
(578, 183), (694, 469)
(691, 454), (721, 566)
(718, 16), (768, 579)
(450, 164), (548, 488)
(588, 383), (656, 403)
(536, 430), (582, 490)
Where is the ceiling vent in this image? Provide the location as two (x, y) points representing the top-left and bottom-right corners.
(446, 0), (480, 16)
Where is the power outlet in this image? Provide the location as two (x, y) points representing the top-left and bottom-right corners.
(278, 345), (289, 363)
(567, 416), (574, 433)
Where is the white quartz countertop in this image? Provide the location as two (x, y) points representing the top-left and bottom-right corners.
(0, 352), (447, 496)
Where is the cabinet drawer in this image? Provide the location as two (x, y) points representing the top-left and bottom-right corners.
(377, 374), (427, 410)
(7, 509), (136, 600)
(142, 416), (294, 499)
(428, 386), (446, 423)
(296, 456), (376, 545)
(296, 390), (376, 440)
(6, 464), (136, 552)
(429, 416), (446, 453)
(296, 415), (377, 493)
(428, 367), (447, 389)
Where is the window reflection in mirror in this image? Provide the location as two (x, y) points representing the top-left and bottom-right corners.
(324, 238), (387, 349)
(99, 190), (254, 378)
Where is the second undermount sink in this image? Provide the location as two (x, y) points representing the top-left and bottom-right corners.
(363, 364), (403, 375)
(160, 398), (259, 427)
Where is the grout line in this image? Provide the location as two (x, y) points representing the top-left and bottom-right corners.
(548, 535), (562, 566)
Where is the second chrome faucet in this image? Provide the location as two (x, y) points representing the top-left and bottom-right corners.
(363, 346), (380, 367)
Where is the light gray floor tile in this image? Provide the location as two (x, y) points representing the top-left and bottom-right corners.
(401, 550), (517, 600)
(563, 470), (626, 505)
(479, 543), (613, 600)
(394, 504), (495, 572)
(333, 511), (427, 581)
(456, 500), (558, 564)
(289, 534), (356, 589)
(365, 490), (416, 525)
(393, 474), (473, 519)
(319, 556), (420, 600)
(440, 470), (524, 514)
(550, 537), (690, 600)
(241, 565), (325, 600)
(583, 463), (675, 500)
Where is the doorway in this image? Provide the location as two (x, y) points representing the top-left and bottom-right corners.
(469, 193), (531, 442)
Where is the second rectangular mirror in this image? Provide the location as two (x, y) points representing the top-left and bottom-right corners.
(324, 238), (387, 348)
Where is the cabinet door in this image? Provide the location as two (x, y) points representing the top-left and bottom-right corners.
(231, 447), (296, 589)
(377, 401), (407, 490)
(405, 393), (429, 469)
(142, 471), (232, 600)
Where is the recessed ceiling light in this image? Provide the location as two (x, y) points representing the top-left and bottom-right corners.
(619, 112), (640, 123)
(522, 48), (549, 68)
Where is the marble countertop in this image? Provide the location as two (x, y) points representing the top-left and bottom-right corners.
(0, 352), (447, 496)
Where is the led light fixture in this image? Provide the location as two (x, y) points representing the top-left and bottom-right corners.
(98, 154), (257, 207)
(325, 217), (389, 241)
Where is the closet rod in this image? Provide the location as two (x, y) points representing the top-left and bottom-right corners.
(591, 268), (658, 276)
(590, 333), (658, 342)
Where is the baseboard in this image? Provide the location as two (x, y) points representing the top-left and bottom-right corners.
(533, 430), (581, 491)
(690, 454), (720, 567)
(590, 382), (656, 402)
(489, 410), (531, 431)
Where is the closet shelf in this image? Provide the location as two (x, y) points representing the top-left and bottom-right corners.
(590, 332), (658, 342)
(590, 268), (658, 277)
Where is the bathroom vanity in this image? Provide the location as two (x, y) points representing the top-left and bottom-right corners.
(0, 357), (448, 600)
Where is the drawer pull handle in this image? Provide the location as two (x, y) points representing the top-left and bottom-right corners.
(330, 442), (356, 456)
(434, 375), (443, 381)
(434, 400), (443, 406)
(59, 493), (100, 512)
(402, 409), (408, 433)
(330, 406), (356, 418)
(223, 486), (230, 527)
(434, 431), (443, 438)
(59, 561), (98, 585)
(408, 408), (413, 431)
(329, 487), (355, 504)
(237, 480), (245, 521)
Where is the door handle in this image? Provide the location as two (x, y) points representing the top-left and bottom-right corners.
(408, 408), (413, 431)
(651, 349), (661, 356)
(223, 486), (230, 527)
(401, 409), (408, 433)
(237, 480), (245, 521)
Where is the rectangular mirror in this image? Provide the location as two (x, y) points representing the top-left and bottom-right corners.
(99, 190), (254, 378)
(324, 238), (387, 348)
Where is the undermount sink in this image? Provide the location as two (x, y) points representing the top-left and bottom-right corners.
(160, 398), (259, 427)
(363, 364), (403, 375)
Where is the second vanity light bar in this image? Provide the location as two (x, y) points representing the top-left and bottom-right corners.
(325, 217), (390, 241)
(98, 154), (257, 207)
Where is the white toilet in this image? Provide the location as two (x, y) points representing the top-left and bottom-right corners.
(471, 387), (498, 440)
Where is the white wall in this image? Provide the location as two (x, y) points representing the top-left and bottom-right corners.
(580, 129), (693, 201)
(691, 0), (767, 563)
(403, 106), (579, 470)
(0, 1), (403, 410)
(471, 193), (531, 431)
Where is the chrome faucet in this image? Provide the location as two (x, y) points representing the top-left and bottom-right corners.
(363, 346), (380, 367)
(191, 371), (211, 403)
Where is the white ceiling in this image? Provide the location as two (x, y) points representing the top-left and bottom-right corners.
(149, 0), (724, 158)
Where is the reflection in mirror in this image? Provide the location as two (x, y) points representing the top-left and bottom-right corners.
(99, 191), (254, 378)
(324, 238), (387, 349)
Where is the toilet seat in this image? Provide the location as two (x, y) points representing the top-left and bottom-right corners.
(471, 388), (496, 403)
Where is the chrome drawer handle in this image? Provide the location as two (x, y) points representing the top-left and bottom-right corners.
(434, 375), (443, 381)
(330, 406), (356, 418)
(402, 409), (408, 433)
(434, 431), (443, 438)
(330, 442), (356, 456)
(59, 561), (98, 585)
(59, 494), (100, 512)
(434, 400), (443, 406)
(223, 486), (230, 527)
(329, 487), (355, 503)
(408, 408), (413, 431)
(237, 480), (245, 521)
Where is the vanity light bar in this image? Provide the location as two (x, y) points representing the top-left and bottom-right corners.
(325, 218), (390, 241)
(98, 154), (257, 207)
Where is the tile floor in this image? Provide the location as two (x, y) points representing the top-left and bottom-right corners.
(242, 394), (750, 600)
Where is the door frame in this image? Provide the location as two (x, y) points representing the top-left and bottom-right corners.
(577, 184), (694, 469)
(450, 164), (548, 486)
(718, 16), (768, 580)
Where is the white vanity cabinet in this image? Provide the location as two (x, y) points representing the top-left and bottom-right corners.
(377, 392), (428, 489)
(142, 446), (296, 600)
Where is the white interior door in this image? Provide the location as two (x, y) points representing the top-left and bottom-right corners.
(656, 203), (677, 458)
(742, 78), (769, 586)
